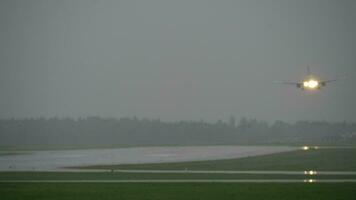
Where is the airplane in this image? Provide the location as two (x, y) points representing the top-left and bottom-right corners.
(276, 66), (339, 90)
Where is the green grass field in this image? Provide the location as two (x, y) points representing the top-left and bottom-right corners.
(83, 148), (356, 171)
(0, 151), (28, 156)
(1, 183), (356, 200)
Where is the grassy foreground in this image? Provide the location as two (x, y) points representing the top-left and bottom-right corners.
(83, 148), (356, 171)
(1, 183), (355, 200)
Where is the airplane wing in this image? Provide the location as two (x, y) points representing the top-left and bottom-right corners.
(273, 81), (300, 85)
(322, 75), (347, 84)
(322, 79), (337, 83)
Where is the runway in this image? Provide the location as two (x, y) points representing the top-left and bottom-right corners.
(111, 169), (356, 175)
(4, 168), (355, 175)
(0, 145), (297, 171)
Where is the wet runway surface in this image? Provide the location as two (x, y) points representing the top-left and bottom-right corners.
(0, 146), (297, 171)
(111, 169), (356, 175)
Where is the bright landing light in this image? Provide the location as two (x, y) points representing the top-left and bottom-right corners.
(303, 79), (319, 89)
(304, 170), (317, 175)
(302, 146), (309, 150)
(304, 179), (315, 183)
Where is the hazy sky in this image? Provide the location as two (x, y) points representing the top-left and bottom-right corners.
(0, 0), (355, 122)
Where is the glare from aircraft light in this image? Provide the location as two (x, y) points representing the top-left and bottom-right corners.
(303, 79), (319, 89)
(307, 179), (315, 183)
(314, 146), (319, 150)
(302, 146), (309, 150)
(308, 80), (319, 88)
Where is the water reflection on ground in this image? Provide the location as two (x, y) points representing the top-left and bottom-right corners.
(0, 145), (296, 171)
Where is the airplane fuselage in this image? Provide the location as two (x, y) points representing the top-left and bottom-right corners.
(297, 78), (324, 90)
(296, 67), (329, 90)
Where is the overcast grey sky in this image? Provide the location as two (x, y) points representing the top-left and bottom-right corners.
(0, 0), (355, 122)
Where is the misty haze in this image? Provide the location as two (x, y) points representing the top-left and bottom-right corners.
(0, 0), (355, 199)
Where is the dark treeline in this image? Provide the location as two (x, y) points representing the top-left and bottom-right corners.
(0, 116), (355, 149)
